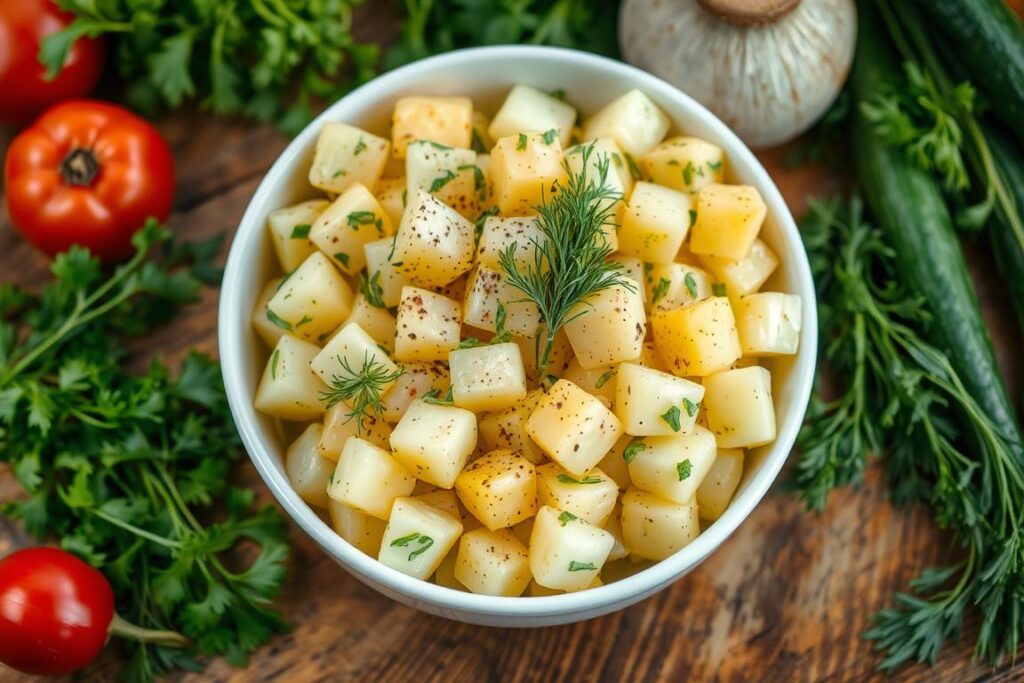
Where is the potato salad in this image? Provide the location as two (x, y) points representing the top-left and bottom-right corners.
(251, 84), (802, 597)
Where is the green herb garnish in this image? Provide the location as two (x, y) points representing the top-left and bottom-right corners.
(683, 397), (698, 418)
(319, 352), (404, 432)
(595, 369), (616, 389)
(516, 133), (528, 151)
(661, 405), (682, 432)
(558, 511), (577, 526)
(557, 474), (603, 485)
(676, 459), (692, 481)
(712, 283), (727, 297)
(651, 277), (670, 304)
(359, 270), (387, 309)
(353, 137), (367, 156)
(429, 170), (457, 193)
(270, 348), (281, 379)
(422, 387), (454, 406)
(390, 532), (435, 561)
(347, 211), (380, 230)
(290, 224), (311, 239)
(689, 209), (697, 227)
(542, 129), (558, 145)
(684, 273), (699, 299)
(622, 437), (646, 463)
(266, 307), (291, 331)
(568, 561), (596, 572)
(334, 252), (350, 268)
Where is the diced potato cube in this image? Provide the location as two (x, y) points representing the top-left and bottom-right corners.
(603, 503), (629, 561)
(378, 497), (463, 580)
(702, 366), (776, 448)
(561, 357), (617, 407)
(394, 287), (462, 362)
(391, 191), (476, 288)
(391, 96), (473, 158)
(610, 255), (647, 303)
(310, 323), (400, 403)
(515, 327), (574, 381)
(310, 183), (393, 275)
(390, 399), (477, 487)
(328, 500), (387, 555)
(341, 294), (397, 353)
(477, 389), (546, 464)
(641, 136), (725, 195)
(618, 182), (691, 263)
(488, 85), (577, 147)
(309, 123), (389, 194)
(449, 342), (527, 412)
(690, 184), (767, 261)
(285, 423), (332, 508)
(529, 505), (614, 591)
(626, 426), (717, 504)
(255, 335), (327, 420)
(412, 488), (461, 519)
(432, 274), (467, 302)
(252, 278), (285, 348)
(638, 340), (669, 373)
(620, 488), (699, 561)
(475, 216), (544, 271)
(365, 237), (412, 308)
(267, 199), (326, 271)
(698, 238), (779, 297)
(266, 252), (353, 343)
(376, 177), (406, 226)
(599, 437), (634, 490)
(696, 448), (744, 521)
(434, 548), (466, 591)
(733, 292), (802, 356)
(490, 132), (566, 215)
(454, 528), (532, 596)
(583, 89), (669, 156)
(563, 285), (646, 370)
(536, 463), (618, 526)
(317, 402), (392, 461)
(526, 379), (623, 475)
(462, 266), (540, 338)
(328, 437), (416, 519)
(646, 262), (713, 312)
(614, 362), (705, 437)
(380, 361), (450, 423)
(405, 141), (480, 217)
(651, 297), (741, 377)
(455, 449), (537, 530)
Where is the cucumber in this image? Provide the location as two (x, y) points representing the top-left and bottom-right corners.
(852, 4), (1024, 453)
(912, 0), (1024, 146)
(984, 123), (1024, 333)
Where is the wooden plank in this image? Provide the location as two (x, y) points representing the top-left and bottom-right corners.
(0, 49), (1021, 683)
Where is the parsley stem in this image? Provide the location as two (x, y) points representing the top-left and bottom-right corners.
(108, 614), (189, 648)
(93, 508), (182, 549)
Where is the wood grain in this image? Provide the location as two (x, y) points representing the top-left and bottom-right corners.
(1, 23), (1023, 683)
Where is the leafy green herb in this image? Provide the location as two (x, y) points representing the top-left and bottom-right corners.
(682, 397), (698, 418)
(471, 129), (488, 153)
(290, 224), (311, 239)
(549, 88), (567, 101)
(353, 137), (367, 156)
(792, 196), (1024, 669)
(41, 1), (379, 134)
(557, 474), (603, 485)
(682, 161), (695, 186)
(707, 160), (722, 171)
(542, 129), (558, 145)
(516, 133), (528, 151)
(491, 303), (512, 344)
(347, 211), (381, 231)
(295, 314), (313, 328)
(319, 353), (404, 432)
(458, 164), (487, 201)
(676, 459), (692, 481)
(475, 206), (499, 246)
(660, 405), (681, 432)
(558, 511), (577, 525)
(270, 349), (281, 380)
(594, 369), (616, 389)
(651, 277), (670, 304)
(334, 253), (350, 268)
(712, 283), (727, 297)
(265, 308), (291, 331)
(689, 209), (697, 227)
(624, 153), (643, 181)
(429, 171), (457, 194)
(622, 437), (646, 464)
(0, 222), (289, 681)
(684, 273), (699, 299)
(422, 387), (454, 406)
(498, 143), (634, 376)
(568, 561), (596, 572)
(359, 271), (386, 309)
(389, 532), (434, 561)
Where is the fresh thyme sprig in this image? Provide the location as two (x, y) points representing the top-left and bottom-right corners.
(792, 195), (1024, 668)
(319, 353), (403, 431)
(498, 143), (634, 377)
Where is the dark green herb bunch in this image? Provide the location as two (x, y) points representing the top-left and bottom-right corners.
(0, 223), (290, 681)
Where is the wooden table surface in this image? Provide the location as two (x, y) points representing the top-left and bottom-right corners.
(1, 13), (1023, 683)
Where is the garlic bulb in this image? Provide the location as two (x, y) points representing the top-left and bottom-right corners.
(619, 0), (857, 148)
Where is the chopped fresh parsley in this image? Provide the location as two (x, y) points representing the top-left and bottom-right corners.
(290, 223), (311, 239)
(429, 170), (457, 193)
(683, 397), (699, 418)
(684, 272), (699, 298)
(595, 369), (617, 389)
(713, 283), (728, 297)
(516, 133), (528, 151)
(622, 437), (646, 463)
(557, 474), (603, 485)
(568, 561), (596, 572)
(390, 532), (435, 561)
(651, 277), (670, 304)
(334, 252), (350, 268)
(266, 307), (292, 331)
(542, 129), (558, 145)
(270, 348), (281, 379)
(661, 405), (682, 432)
(677, 459), (692, 481)
(353, 137), (367, 155)
(558, 511), (578, 526)
(422, 387), (455, 406)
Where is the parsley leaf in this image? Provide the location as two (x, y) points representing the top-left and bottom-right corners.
(661, 405), (682, 432)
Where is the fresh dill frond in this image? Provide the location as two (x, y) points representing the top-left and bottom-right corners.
(319, 352), (403, 432)
(497, 142), (634, 377)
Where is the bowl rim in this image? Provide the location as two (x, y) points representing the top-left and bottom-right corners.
(219, 44), (818, 617)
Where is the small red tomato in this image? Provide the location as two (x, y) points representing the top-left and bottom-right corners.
(0, 0), (105, 125)
(0, 547), (115, 676)
(4, 100), (176, 261)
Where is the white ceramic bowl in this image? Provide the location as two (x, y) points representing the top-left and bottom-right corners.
(219, 45), (817, 627)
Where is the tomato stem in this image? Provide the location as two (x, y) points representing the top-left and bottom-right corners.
(60, 148), (100, 187)
(108, 614), (189, 648)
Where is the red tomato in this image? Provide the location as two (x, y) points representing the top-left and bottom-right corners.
(0, 547), (115, 676)
(0, 0), (105, 125)
(4, 100), (176, 261)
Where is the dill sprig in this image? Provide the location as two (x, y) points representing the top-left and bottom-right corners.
(319, 353), (403, 431)
(498, 142), (634, 377)
(792, 195), (1024, 669)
